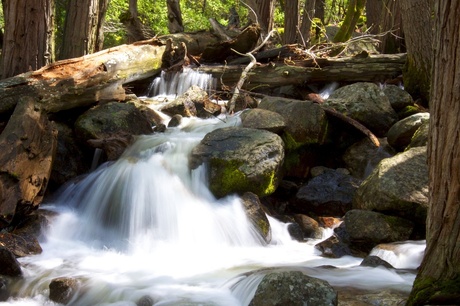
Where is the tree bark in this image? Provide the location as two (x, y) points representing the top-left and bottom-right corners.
(406, 1), (460, 304)
(400, 0), (432, 104)
(246, 0), (276, 34)
(333, 0), (367, 43)
(299, 0), (316, 46)
(380, 0), (404, 54)
(0, 96), (58, 228)
(283, 0), (299, 44)
(199, 53), (406, 88)
(167, 0), (184, 33)
(2, 0), (54, 79)
(59, 0), (109, 60)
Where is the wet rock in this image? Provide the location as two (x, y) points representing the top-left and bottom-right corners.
(167, 114), (182, 127)
(360, 255), (394, 269)
(0, 247), (22, 277)
(294, 168), (361, 217)
(387, 113), (429, 151)
(240, 108), (286, 134)
(0, 277), (9, 301)
(190, 127), (284, 198)
(137, 295), (156, 306)
(344, 209), (414, 253)
(407, 120), (429, 149)
(338, 288), (408, 306)
(241, 192), (272, 244)
(353, 146), (429, 226)
(258, 97), (329, 150)
(292, 214), (323, 239)
(382, 84), (414, 112)
(159, 85), (221, 118)
(49, 122), (91, 191)
(87, 132), (134, 161)
(287, 223), (304, 241)
(75, 102), (153, 152)
(49, 277), (80, 305)
(315, 233), (354, 258)
(249, 270), (337, 306)
(325, 82), (398, 136)
(342, 137), (395, 179)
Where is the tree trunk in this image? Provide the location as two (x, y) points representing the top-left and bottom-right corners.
(406, 1), (460, 305)
(121, 0), (156, 43)
(333, 0), (366, 43)
(379, 0), (405, 54)
(1, 0), (55, 79)
(246, 0), (276, 34)
(366, 0), (384, 34)
(167, 0), (184, 33)
(59, 0), (109, 60)
(283, 0), (299, 44)
(400, 0), (432, 105)
(299, 0), (316, 46)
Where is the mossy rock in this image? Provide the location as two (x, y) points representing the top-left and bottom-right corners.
(190, 127), (284, 198)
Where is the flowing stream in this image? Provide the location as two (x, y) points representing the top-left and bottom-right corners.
(1, 71), (425, 306)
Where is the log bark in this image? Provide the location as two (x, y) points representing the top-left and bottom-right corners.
(0, 40), (166, 115)
(0, 96), (58, 227)
(200, 53), (406, 89)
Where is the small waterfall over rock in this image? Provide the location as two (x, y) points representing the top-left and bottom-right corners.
(147, 67), (216, 98)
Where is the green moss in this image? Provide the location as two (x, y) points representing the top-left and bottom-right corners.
(403, 55), (431, 106)
(257, 218), (270, 238)
(407, 275), (460, 305)
(282, 131), (303, 151)
(397, 105), (420, 120)
(209, 158), (278, 198)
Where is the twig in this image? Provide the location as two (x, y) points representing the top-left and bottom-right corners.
(227, 50), (256, 114)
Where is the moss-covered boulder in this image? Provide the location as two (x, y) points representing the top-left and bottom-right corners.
(75, 101), (153, 143)
(387, 112), (429, 151)
(190, 127), (284, 198)
(407, 120), (429, 149)
(325, 82), (398, 136)
(382, 84), (414, 112)
(353, 146), (428, 226)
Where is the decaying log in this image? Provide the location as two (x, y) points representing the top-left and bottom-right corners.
(199, 53), (407, 89)
(0, 41), (167, 115)
(0, 96), (58, 227)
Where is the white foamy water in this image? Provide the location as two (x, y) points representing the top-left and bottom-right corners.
(1, 76), (425, 305)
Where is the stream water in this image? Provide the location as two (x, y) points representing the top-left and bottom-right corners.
(1, 70), (425, 305)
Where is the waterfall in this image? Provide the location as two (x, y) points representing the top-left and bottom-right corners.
(3, 71), (426, 306)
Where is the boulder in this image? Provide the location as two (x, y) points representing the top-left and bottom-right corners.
(382, 84), (414, 112)
(75, 101), (152, 144)
(241, 192), (272, 243)
(258, 97), (329, 150)
(292, 214), (323, 239)
(360, 255), (394, 269)
(249, 270), (337, 306)
(49, 277), (80, 305)
(387, 113), (429, 151)
(159, 85), (221, 118)
(240, 109), (286, 134)
(353, 146), (428, 225)
(344, 209), (414, 253)
(293, 168), (361, 216)
(407, 120), (429, 149)
(325, 82), (398, 136)
(0, 247), (22, 277)
(190, 127), (284, 198)
(342, 137), (395, 179)
(315, 232), (354, 258)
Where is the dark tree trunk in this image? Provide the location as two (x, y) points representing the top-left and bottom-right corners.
(299, 0), (316, 46)
(366, 0), (384, 34)
(246, 0), (276, 34)
(406, 1), (460, 305)
(380, 0), (405, 54)
(283, 0), (299, 44)
(121, 0), (155, 42)
(167, 0), (184, 33)
(400, 0), (433, 104)
(1, 0), (55, 79)
(60, 0), (109, 60)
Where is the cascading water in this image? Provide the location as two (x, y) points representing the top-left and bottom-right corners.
(2, 72), (426, 306)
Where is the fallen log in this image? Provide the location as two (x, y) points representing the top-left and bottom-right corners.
(198, 53), (406, 89)
(0, 96), (58, 227)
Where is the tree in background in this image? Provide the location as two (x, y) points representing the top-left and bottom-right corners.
(167, 0), (184, 33)
(246, 0), (276, 34)
(59, 0), (109, 60)
(333, 0), (366, 43)
(406, 0), (460, 304)
(299, 0), (317, 46)
(1, 0), (54, 78)
(400, 0), (432, 105)
(283, 0), (299, 44)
